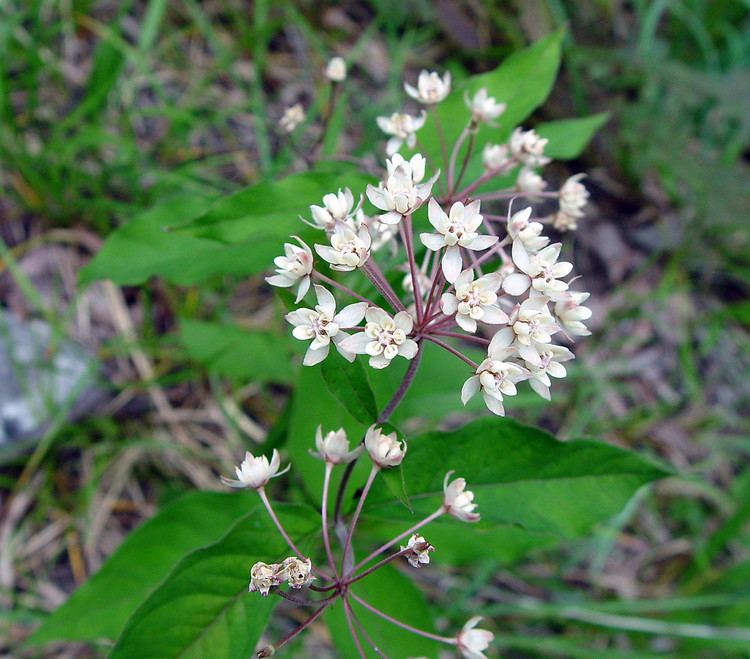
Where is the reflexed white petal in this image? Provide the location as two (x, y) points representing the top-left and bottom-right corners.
(461, 375), (480, 405)
(338, 332), (372, 354)
(294, 277), (311, 303)
(393, 311), (413, 333)
(456, 313), (477, 333)
(530, 378), (551, 400)
(266, 274), (294, 288)
(365, 307), (390, 325)
(379, 211), (403, 225)
(502, 272), (531, 295)
(441, 293), (458, 315)
(398, 339), (418, 359)
(369, 354), (391, 369)
(480, 306), (509, 324)
(512, 239), (532, 273)
(366, 184), (388, 211)
(420, 232), (445, 251)
(386, 137), (401, 155)
(482, 392), (505, 416)
(427, 197), (448, 232)
(292, 325), (314, 341)
(303, 344), (329, 366)
(335, 302), (368, 328)
(285, 309), (312, 326)
(442, 245), (463, 283)
(547, 361), (567, 378)
(454, 268), (474, 289)
(465, 234), (497, 251)
(314, 285), (337, 317)
(488, 327), (515, 356)
(518, 344), (542, 367)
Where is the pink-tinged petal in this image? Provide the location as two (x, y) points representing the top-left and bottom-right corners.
(379, 211), (403, 225)
(442, 245), (463, 283)
(420, 232), (445, 251)
(489, 327), (515, 355)
(335, 302), (368, 328)
(303, 344), (329, 366)
(265, 274), (294, 288)
(427, 197), (448, 232)
(482, 392), (505, 416)
(529, 378), (551, 400)
(480, 306), (509, 324)
(365, 307), (390, 325)
(369, 354), (391, 369)
(502, 272), (531, 296)
(314, 284), (336, 317)
(511, 239), (532, 273)
(398, 339), (419, 360)
(294, 277), (311, 303)
(366, 184), (388, 211)
(441, 293), (458, 315)
(338, 332), (372, 354)
(461, 375), (480, 405)
(456, 314), (477, 333)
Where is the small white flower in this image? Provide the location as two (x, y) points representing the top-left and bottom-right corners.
(509, 127), (549, 167)
(404, 70), (451, 105)
(462, 354), (526, 416)
(249, 561), (283, 596)
(457, 616), (494, 659)
(376, 111), (426, 155)
(364, 425), (406, 468)
(309, 188), (356, 231)
(519, 343), (574, 400)
(510, 296), (558, 346)
(506, 207), (550, 254)
(221, 449), (290, 490)
(554, 174), (589, 231)
(315, 223), (371, 271)
(442, 472), (480, 522)
(554, 291), (592, 336)
(279, 103), (305, 133)
(508, 242), (573, 298)
(420, 198), (498, 283)
(441, 269), (508, 333)
(281, 556), (314, 589)
(311, 426), (363, 465)
(265, 236), (313, 303)
(482, 143), (511, 172)
(285, 285), (368, 366)
(366, 153), (437, 225)
(465, 88), (505, 124)
(516, 166), (546, 194)
(339, 307), (418, 369)
(325, 56), (347, 82)
(400, 534), (434, 568)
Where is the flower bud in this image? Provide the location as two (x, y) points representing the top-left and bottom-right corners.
(442, 471), (480, 522)
(457, 616), (494, 658)
(325, 56), (347, 82)
(221, 449), (290, 490)
(311, 426), (363, 464)
(364, 425), (406, 468)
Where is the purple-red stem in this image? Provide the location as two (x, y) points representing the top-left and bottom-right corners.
(422, 336), (478, 369)
(401, 215), (423, 321)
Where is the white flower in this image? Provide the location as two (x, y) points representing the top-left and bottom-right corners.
(516, 166), (546, 194)
(461, 352), (526, 416)
(465, 88), (505, 124)
(376, 111), (426, 155)
(366, 153), (437, 225)
(279, 103), (305, 133)
(400, 534), (434, 568)
(457, 616), (494, 659)
(311, 426), (363, 465)
(404, 70), (451, 105)
(509, 127), (549, 167)
(354, 208), (398, 253)
(554, 291), (592, 336)
(420, 198), (498, 283)
(314, 223), (371, 271)
(221, 449), (290, 490)
(441, 269), (508, 333)
(558, 173), (589, 218)
(510, 296), (558, 346)
(506, 207), (549, 254)
(325, 56), (346, 82)
(309, 188), (356, 231)
(519, 343), (574, 400)
(482, 143), (511, 172)
(339, 307), (418, 369)
(281, 556), (314, 589)
(507, 242), (573, 298)
(442, 472), (480, 522)
(364, 425), (406, 468)
(285, 285), (368, 366)
(249, 561), (283, 596)
(265, 236), (313, 303)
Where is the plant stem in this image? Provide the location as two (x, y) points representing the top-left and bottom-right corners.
(341, 465), (380, 574)
(452, 131), (476, 195)
(447, 126), (469, 193)
(361, 259), (405, 312)
(431, 106), (449, 174)
(349, 507), (444, 575)
(257, 488), (330, 580)
(476, 190), (559, 202)
(343, 597), (368, 658)
(313, 271), (372, 304)
(422, 336), (478, 369)
(431, 330), (489, 345)
(321, 463), (338, 576)
(261, 600), (332, 656)
(344, 546), (415, 587)
(346, 602), (388, 657)
(401, 216), (423, 322)
(350, 593), (456, 645)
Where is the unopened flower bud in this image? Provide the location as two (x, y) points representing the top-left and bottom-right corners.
(364, 425), (406, 468)
(311, 426), (363, 465)
(442, 472), (480, 522)
(279, 104), (305, 133)
(325, 56), (347, 82)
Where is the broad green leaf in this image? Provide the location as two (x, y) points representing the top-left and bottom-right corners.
(321, 351), (378, 424)
(27, 491), (256, 645)
(536, 112), (610, 160)
(325, 565), (439, 658)
(110, 505), (318, 659)
(362, 417), (668, 556)
(79, 194), (264, 286)
(179, 167), (375, 243)
(179, 319), (294, 384)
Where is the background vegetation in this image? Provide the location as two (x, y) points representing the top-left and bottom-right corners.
(1, 0), (749, 656)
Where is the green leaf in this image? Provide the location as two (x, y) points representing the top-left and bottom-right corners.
(325, 565), (439, 658)
(110, 505), (318, 659)
(179, 319), (294, 384)
(536, 112), (610, 160)
(27, 491), (256, 645)
(362, 417), (669, 560)
(321, 352), (378, 424)
(178, 167), (375, 243)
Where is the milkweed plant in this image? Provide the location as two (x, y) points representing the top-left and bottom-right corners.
(235, 54), (592, 657)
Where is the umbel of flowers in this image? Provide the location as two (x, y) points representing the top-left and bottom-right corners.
(271, 73), (591, 418)
(223, 426), (491, 658)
